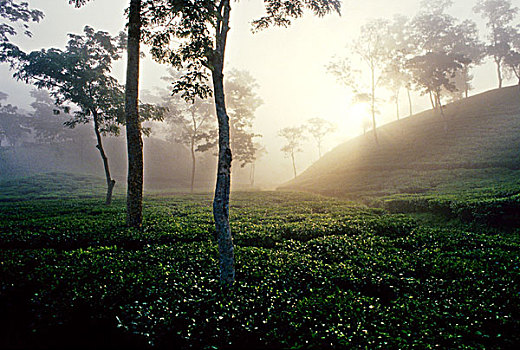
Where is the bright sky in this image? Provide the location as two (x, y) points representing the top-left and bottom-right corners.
(1, 0), (519, 186)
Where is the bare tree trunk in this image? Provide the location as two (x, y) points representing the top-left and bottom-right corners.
(291, 151), (297, 178)
(395, 90), (400, 121)
(496, 57), (503, 89)
(371, 65), (378, 144)
(435, 92), (448, 133)
(407, 87), (413, 117)
(125, 0), (143, 228)
(249, 162), (255, 187)
(429, 90), (436, 110)
(93, 112), (115, 205)
(317, 140), (322, 159)
(190, 137), (196, 193)
(211, 0), (234, 287)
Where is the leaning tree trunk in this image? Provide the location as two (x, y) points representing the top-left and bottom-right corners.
(92, 112), (115, 205)
(211, 0), (235, 287)
(291, 151), (297, 178)
(125, 0), (143, 228)
(435, 92), (448, 133)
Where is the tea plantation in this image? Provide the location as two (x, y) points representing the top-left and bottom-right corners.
(0, 175), (519, 349)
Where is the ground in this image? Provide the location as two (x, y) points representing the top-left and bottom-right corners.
(0, 175), (519, 349)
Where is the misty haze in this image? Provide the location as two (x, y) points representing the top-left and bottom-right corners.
(1, 0), (519, 348)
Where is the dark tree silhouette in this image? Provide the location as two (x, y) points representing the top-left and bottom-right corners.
(474, 0), (518, 88)
(14, 26), (125, 205)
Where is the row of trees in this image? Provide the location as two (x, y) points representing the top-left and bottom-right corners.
(2, 0), (341, 286)
(329, 0), (520, 142)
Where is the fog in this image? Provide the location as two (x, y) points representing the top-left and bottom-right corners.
(1, 0), (519, 189)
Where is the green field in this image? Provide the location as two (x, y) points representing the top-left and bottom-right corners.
(1, 174), (519, 349)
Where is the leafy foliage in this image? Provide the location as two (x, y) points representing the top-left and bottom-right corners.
(0, 179), (519, 348)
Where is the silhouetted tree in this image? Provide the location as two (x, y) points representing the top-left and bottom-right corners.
(143, 0), (341, 286)
(279, 126), (306, 179)
(0, 96), (30, 149)
(0, 0), (43, 63)
(306, 117), (335, 158)
(474, 0), (518, 88)
(14, 26), (125, 205)
(165, 96), (216, 193)
(225, 69), (263, 169)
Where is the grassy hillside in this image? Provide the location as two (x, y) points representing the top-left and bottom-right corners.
(281, 86), (520, 200)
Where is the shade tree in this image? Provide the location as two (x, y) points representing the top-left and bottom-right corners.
(306, 117), (335, 158)
(279, 126), (306, 179)
(0, 95), (30, 149)
(474, 0), (519, 88)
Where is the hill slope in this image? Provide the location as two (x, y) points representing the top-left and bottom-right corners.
(281, 86), (520, 199)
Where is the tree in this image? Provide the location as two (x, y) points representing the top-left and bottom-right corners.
(69, 0), (146, 228)
(29, 90), (72, 145)
(279, 126), (306, 179)
(306, 117), (335, 158)
(328, 19), (390, 144)
(474, 0), (519, 88)
(14, 26), (125, 205)
(406, 51), (462, 131)
(165, 95), (216, 193)
(124, 0), (143, 228)
(0, 95), (30, 149)
(0, 0), (43, 64)
(225, 69), (263, 169)
(143, 0), (341, 286)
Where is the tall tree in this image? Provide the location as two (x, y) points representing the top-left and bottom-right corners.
(279, 126), (306, 179)
(125, 0), (143, 228)
(474, 0), (518, 88)
(14, 26), (125, 205)
(143, 0), (341, 286)
(69, 0), (145, 227)
(306, 117), (335, 158)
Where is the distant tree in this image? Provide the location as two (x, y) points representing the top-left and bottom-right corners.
(474, 0), (519, 88)
(503, 29), (520, 85)
(29, 90), (71, 145)
(165, 96), (216, 193)
(383, 15), (415, 119)
(143, 0), (341, 286)
(279, 126), (306, 179)
(306, 117), (335, 158)
(407, 51), (462, 131)
(249, 142), (266, 187)
(0, 97), (30, 149)
(225, 69), (263, 169)
(14, 26), (125, 205)
(0, 0), (43, 64)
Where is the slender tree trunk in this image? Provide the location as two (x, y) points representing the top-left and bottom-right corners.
(463, 65), (469, 98)
(496, 56), (503, 89)
(125, 0), (143, 228)
(190, 137), (196, 193)
(249, 162), (255, 187)
(211, 0), (234, 287)
(435, 92), (448, 133)
(395, 90), (400, 121)
(429, 90), (436, 110)
(371, 65), (378, 144)
(93, 112), (115, 205)
(291, 151), (297, 178)
(407, 87), (413, 117)
(317, 141), (322, 159)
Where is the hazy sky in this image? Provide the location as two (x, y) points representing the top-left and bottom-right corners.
(1, 0), (519, 186)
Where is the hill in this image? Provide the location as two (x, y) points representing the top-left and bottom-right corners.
(280, 86), (520, 200)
